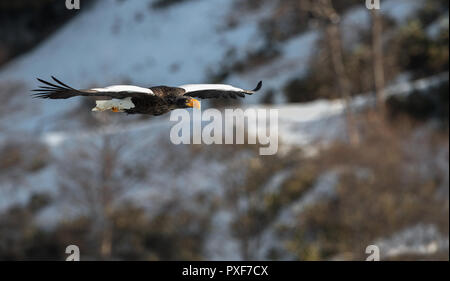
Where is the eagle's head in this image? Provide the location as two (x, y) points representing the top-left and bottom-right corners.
(176, 97), (201, 109)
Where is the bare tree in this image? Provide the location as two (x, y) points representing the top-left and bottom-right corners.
(57, 136), (133, 259)
(371, 8), (385, 109)
(218, 145), (301, 260)
(300, 0), (360, 145)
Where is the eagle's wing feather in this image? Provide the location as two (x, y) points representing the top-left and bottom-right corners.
(32, 76), (155, 99)
(180, 81), (262, 99)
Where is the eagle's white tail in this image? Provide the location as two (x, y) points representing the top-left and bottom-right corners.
(92, 97), (135, 112)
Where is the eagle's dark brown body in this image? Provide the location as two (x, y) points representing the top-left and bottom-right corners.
(127, 86), (185, 115)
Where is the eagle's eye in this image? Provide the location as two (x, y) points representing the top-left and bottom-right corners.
(186, 98), (201, 109)
(176, 98), (188, 107)
(175, 97), (200, 109)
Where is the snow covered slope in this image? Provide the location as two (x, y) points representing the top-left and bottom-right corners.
(0, 0), (260, 86)
(0, 0), (321, 132)
(0, 0), (425, 133)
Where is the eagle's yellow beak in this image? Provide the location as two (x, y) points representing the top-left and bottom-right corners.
(187, 98), (201, 109)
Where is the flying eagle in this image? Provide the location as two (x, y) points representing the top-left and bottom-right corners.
(32, 77), (262, 116)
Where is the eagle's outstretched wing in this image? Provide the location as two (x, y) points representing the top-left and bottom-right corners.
(32, 76), (156, 99)
(180, 81), (262, 99)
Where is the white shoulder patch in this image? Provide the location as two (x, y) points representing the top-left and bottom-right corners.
(92, 97), (135, 112)
(91, 85), (154, 95)
(179, 84), (244, 93)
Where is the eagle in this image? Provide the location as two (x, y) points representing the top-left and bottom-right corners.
(32, 77), (262, 116)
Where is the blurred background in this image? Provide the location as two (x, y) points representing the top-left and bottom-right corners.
(0, 0), (448, 260)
